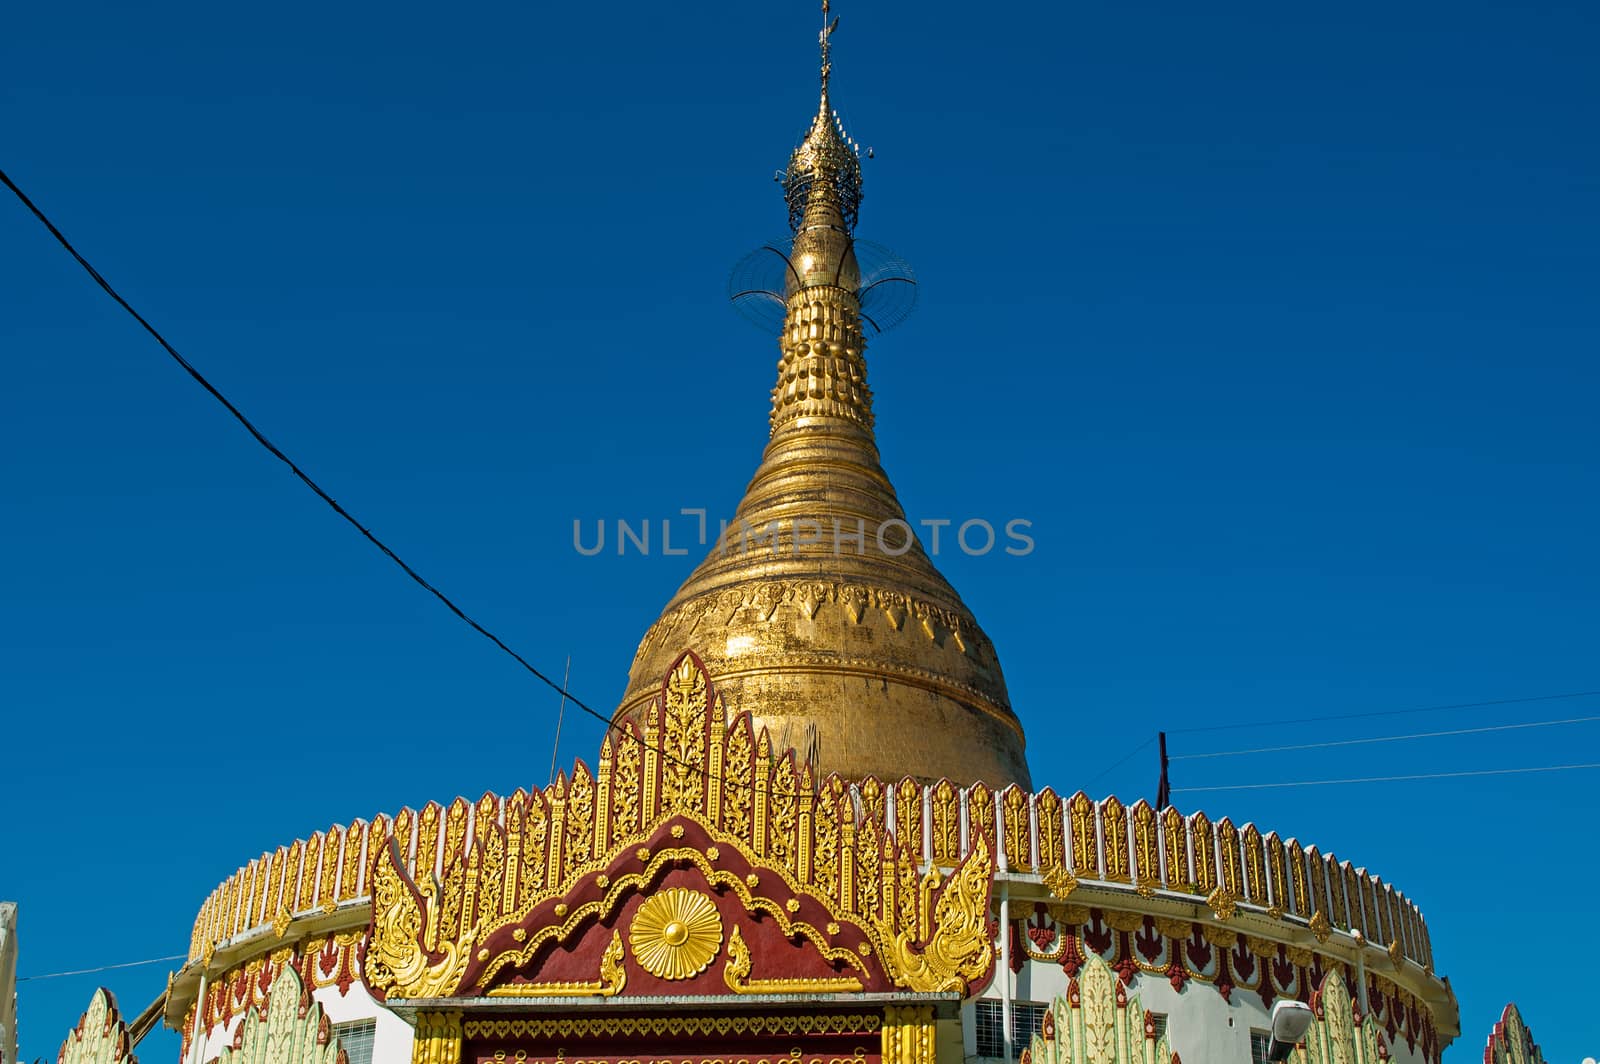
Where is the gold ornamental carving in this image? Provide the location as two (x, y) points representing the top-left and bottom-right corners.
(463, 1015), (882, 1041)
(882, 1006), (937, 1064)
(724, 926), (864, 994)
(1042, 866), (1078, 899)
(345, 649), (1438, 1007)
(1206, 886), (1238, 922)
(629, 888), (723, 980)
(1154, 917), (1192, 941)
(484, 930), (626, 997)
(880, 834), (995, 993)
(1103, 910), (1143, 934)
(412, 1013), (464, 1064)
(1246, 935), (1277, 958)
(366, 836), (474, 999)
(195, 737), (1434, 984)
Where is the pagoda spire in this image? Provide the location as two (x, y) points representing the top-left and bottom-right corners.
(773, 1), (870, 432)
(612, 5), (1031, 792)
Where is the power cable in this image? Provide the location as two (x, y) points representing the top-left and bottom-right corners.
(1170, 714), (1600, 761)
(1165, 689), (1600, 736)
(1173, 762), (1600, 793)
(1082, 734), (1155, 789)
(0, 165), (738, 792)
(18, 955), (187, 982)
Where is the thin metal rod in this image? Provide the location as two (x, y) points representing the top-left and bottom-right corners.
(547, 655), (572, 786)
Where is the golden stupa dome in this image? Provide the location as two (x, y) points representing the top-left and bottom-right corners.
(614, 9), (1030, 789)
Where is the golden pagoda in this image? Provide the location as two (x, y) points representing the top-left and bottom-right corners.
(43, 12), (1481, 1064)
(615, 5), (1030, 790)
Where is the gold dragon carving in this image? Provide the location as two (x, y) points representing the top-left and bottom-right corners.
(366, 838), (475, 1000)
(880, 835), (995, 993)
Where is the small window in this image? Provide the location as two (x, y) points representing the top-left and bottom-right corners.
(1012, 1003), (1049, 1047)
(973, 1001), (1050, 1058)
(335, 1020), (376, 1064)
(1250, 1029), (1273, 1064)
(975, 1001), (1005, 1058)
(1150, 1012), (1168, 1042)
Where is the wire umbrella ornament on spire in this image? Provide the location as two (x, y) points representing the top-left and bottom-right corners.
(729, 238), (917, 335)
(727, 1), (918, 335)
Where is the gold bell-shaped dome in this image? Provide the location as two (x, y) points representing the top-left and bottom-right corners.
(613, 6), (1029, 790)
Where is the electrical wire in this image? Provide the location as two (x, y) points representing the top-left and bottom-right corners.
(1172, 762), (1600, 793)
(0, 164), (739, 792)
(1082, 734), (1155, 789)
(1165, 689), (1600, 736)
(1170, 714), (1600, 761)
(19, 955), (187, 982)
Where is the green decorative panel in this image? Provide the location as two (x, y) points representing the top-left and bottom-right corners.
(1020, 953), (1172, 1064)
(1483, 1004), (1545, 1064)
(58, 990), (136, 1064)
(1018, 958), (1407, 1064)
(217, 965), (348, 1064)
(1288, 973), (1390, 1064)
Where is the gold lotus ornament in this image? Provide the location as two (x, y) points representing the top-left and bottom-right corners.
(629, 888), (723, 980)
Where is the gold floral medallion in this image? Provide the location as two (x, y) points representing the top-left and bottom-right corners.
(628, 888), (722, 980)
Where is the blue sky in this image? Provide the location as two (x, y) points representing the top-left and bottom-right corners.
(3, 1), (1597, 1061)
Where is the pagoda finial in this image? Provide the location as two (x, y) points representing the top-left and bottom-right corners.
(820, 0), (839, 103)
(782, 0), (862, 236)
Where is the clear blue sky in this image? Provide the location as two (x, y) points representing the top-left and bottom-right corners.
(4, 1), (1596, 1061)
